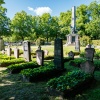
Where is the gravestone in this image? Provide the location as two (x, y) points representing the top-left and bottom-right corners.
(14, 47), (19, 58)
(7, 47), (12, 56)
(80, 60), (95, 74)
(54, 38), (64, 69)
(86, 44), (91, 48)
(23, 41), (31, 62)
(44, 50), (49, 56)
(36, 49), (44, 66)
(75, 36), (80, 52)
(68, 51), (74, 59)
(0, 38), (5, 51)
(85, 48), (95, 62)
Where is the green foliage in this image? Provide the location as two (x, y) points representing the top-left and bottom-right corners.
(0, 58), (25, 67)
(47, 70), (93, 91)
(11, 11), (35, 41)
(0, 4), (11, 36)
(7, 61), (39, 73)
(35, 38), (45, 45)
(92, 40), (100, 46)
(20, 64), (64, 82)
(21, 64), (55, 77)
(80, 36), (91, 46)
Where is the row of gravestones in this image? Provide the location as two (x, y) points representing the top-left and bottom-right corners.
(2, 39), (95, 74)
(2, 41), (48, 66)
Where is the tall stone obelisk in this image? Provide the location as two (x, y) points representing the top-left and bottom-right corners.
(71, 6), (76, 34)
(66, 6), (80, 52)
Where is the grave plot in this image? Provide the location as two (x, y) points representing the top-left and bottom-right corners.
(47, 70), (94, 98)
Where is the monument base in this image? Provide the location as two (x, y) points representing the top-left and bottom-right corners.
(66, 33), (80, 52)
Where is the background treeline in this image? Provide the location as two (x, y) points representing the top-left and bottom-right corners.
(0, 0), (100, 45)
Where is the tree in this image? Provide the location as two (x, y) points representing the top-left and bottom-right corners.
(0, 2), (11, 37)
(0, 0), (11, 50)
(59, 10), (71, 39)
(76, 4), (90, 37)
(11, 11), (35, 41)
(40, 13), (52, 43)
(0, 0), (5, 5)
(85, 1), (100, 39)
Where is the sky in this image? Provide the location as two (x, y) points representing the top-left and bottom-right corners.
(3, 0), (94, 19)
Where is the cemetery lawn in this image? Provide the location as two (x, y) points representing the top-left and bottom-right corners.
(0, 63), (100, 100)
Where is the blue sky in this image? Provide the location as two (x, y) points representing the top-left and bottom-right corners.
(3, 0), (94, 19)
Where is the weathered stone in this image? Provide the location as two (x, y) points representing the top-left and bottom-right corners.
(80, 60), (95, 74)
(23, 41), (31, 62)
(36, 50), (44, 66)
(85, 48), (95, 61)
(14, 47), (19, 58)
(44, 50), (49, 56)
(54, 38), (64, 69)
(68, 51), (74, 59)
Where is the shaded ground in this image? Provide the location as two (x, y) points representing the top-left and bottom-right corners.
(0, 67), (100, 100)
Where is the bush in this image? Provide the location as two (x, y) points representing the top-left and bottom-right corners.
(0, 58), (25, 67)
(8, 61), (39, 74)
(21, 64), (64, 82)
(36, 38), (45, 45)
(80, 36), (91, 47)
(47, 70), (93, 92)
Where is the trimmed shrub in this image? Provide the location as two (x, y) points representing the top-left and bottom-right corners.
(8, 61), (39, 74)
(0, 59), (25, 67)
(21, 64), (64, 82)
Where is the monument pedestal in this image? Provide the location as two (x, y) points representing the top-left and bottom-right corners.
(66, 34), (79, 45)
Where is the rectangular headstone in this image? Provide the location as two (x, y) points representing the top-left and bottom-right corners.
(14, 48), (19, 58)
(7, 47), (12, 56)
(85, 48), (95, 61)
(36, 50), (44, 66)
(54, 38), (64, 69)
(23, 41), (31, 62)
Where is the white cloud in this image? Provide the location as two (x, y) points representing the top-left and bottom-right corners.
(28, 7), (34, 11)
(28, 6), (52, 16)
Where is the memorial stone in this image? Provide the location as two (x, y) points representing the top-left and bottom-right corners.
(14, 47), (19, 58)
(44, 50), (49, 56)
(80, 60), (95, 74)
(23, 41), (31, 62)
(7, 47), (12, 56)
(54, 38), (64, 69)
(0, 38), (5, 51)
(68, 51), (74, 59)
(36, 49), (44, 66)
(85, 48), (95, 62)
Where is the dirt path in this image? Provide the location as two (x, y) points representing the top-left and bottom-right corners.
(0, 67), (7, 73)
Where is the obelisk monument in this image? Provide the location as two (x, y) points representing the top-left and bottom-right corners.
(66, 6), (80, 52)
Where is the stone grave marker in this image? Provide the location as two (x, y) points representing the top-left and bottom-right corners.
(23, 41), (31, 62)
(54, 38), (64, 69)
(44, 50), (49, 56)
(68, 51), (75, 59)
(14, 47), (19, 58)
(80, 60), (95, 74)
(36, 49), (44, 66)
(7, 46), (12, 56)
(85, 48), (95, 62)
